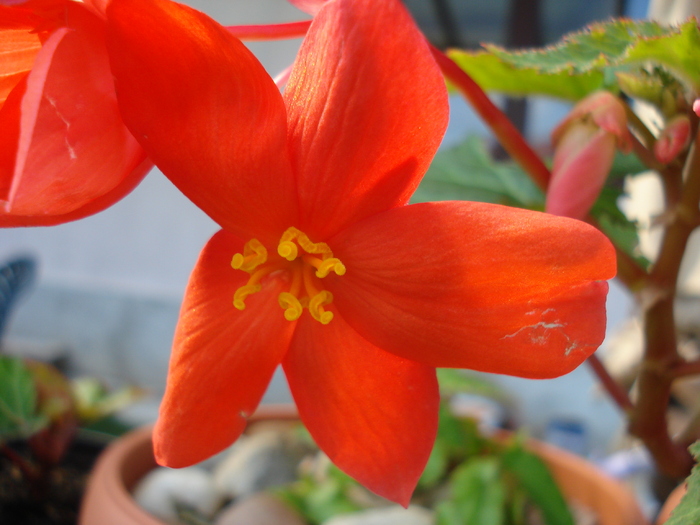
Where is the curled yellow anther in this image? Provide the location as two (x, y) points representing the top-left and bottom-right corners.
(316, 258), (346, 278)
(233, 284), (261, 310)
(278, 292), (303, 321)
(231, 239), (267, 272)
(278, 241), (298, 261)
(309, 290), (334, 325)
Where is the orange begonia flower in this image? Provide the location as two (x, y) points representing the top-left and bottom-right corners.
(106, 0), (617, 504)
(0, 0), (151, 226)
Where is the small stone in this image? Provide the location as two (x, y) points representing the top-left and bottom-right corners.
(214, 493), (307, 525)
(133, 466), (222, 524)
(213, 429), (308, 499)
(321, 505), (434, 525)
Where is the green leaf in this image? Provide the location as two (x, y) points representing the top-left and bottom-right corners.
(419, 439), (449, 489)
(0, 356), (47, 441)
(450, 19), (700, 102)
(275, 461), (361, 525)
(437, 458), (506, 525)
(413, 136), (544, 208)
(622, 20), (700, 94)
(437, 369), (508, 401)
(483, 20), (672, 74)
(501, 444), (574, 525)
(666, 441), (700, 525)
(448, 51), (605, 101)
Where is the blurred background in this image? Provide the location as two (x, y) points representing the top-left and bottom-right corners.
(0, 0), (656, 463)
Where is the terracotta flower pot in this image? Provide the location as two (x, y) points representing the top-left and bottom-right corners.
(656, 483), (686, 524)
(79, 404), (648, 525)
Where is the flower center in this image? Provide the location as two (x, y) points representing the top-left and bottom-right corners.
(230, 227), (346, 325)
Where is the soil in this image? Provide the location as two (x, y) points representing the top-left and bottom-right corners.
(0, 438), (105, 525)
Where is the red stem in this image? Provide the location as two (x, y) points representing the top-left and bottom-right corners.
(227, 20), (311, 41)
(586, 354), (634, 412)
(429, 45), (551, 192)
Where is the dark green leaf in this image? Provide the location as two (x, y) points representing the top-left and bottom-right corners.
(501, 444), (574, 525)
(413, 136), (544, 208)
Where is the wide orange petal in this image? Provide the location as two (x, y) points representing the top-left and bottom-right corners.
(0, 155), (151, 226)
(5, 3), (147, 219)
(0, 26), (41, 109)
(0, 72), (24, 201)
(154, 230), (296, 468)
(106, 0), (297, 245)
(326, 201), (616, 378)
(283, 313), (439, 505)
(284, 0), (448, 239)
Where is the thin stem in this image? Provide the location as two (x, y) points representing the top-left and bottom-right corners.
(671, 359), (700, 378)
(628, 131), (700, 479)
(227, 20), (311, 41)
(430, 45), (550, 192)
(586, 354), (634, 411)
(0, 444), (39, 481)
(623, 100), (656, 148)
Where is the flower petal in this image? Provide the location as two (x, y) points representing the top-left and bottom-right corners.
(0, 72), (24, 201)
(327, 201), (616, 378)
(283, 313), (439, 505)
(0, 155), (151, 226)
(0, 24), (41, 109)
(284, 0), (448, 239)
(154, 230), (296, 468)
(4, 3), (148, 219)
(106, 0), (297, 244)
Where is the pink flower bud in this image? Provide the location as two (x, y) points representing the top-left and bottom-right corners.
(693, 99), (700, 118)
(546, 91), (631, 220)
(287, 0), (327, 15)
(654, 115), (691, 164)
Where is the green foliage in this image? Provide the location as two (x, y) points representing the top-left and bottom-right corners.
(448, 19), (700, 102)
(436, 369), (509, 401)
(412, 136), (544, 209)
(501, 444), (574, 525)
(436, 458), (506, 525)
(276, 461), (361, 525)
(448, 52), (604, 101)
(665, 441), (700, 525)
(0, 356), (47, 442)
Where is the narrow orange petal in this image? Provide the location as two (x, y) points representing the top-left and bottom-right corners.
(106, 0), (297, 245)
(283, 314), (439, 505)
(327, 202), (616, 378)
(6, 3), (147, 219)
(155, 230), (296, 468)
(284, 0), (448, 239)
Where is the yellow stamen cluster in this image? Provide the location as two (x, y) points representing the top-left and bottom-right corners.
(230, 227), (346, 324)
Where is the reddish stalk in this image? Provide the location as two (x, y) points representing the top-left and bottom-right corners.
(627, 129), (700, 478)
(227, 20), (311, 41)
(429, 45), (551, 192)
(587, 354), (634, 412)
